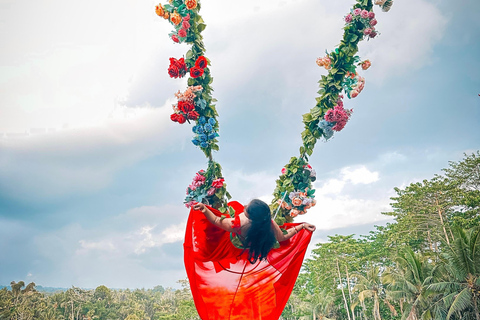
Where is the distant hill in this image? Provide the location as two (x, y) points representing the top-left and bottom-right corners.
(0, 285), (67, 293)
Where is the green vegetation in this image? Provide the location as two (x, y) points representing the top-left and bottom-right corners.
(284, 151), (480, 319)
(1, 152), (479, 320)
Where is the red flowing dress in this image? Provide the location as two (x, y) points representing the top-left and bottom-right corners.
(184, 201), (312, 320)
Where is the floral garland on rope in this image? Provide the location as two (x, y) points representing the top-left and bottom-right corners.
(155, 0), (232, 213)
(155, 0), (393, 221)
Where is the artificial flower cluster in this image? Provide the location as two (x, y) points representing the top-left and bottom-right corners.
(192, 116), (219, 148)
(168, 57), (188, 78)
(318, 96), (353, 140)
(168, 56), (208, 79)
(324, 97), (353, 131)
(277, 189), (317, 217)
(275, 163), (317, 218)
(170, 85), (203, 123)
(343, 72), (365, 98)
(360, 59), (371, 70)
(345, 8), (378, 39)
(155, 0), (198, 44)
(316, 56), (332, 70)
(185, 169), (226, 208)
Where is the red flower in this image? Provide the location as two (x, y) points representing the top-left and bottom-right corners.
(177, 114), (186, 124)
(168, 65), (179, 78)
(195, 56), (208, 69)
(190, 66), (204, 78)
(212, 178), (225, 189)
(171, 34), (179, 43)
(168, 58), (187, 78)
(178, 28), (187, 38)
(178, 100), (195, 113)
(170, 113), (186, 124)
(187, 111), (199, 120)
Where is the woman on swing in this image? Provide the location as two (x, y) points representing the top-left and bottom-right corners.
(193, 199), (316, 263)
(185, 199), (316, 319)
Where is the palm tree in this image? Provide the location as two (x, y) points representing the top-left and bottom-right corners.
(382, 248), (432, 320)
(426, 227), (480, 320)
(353, 266), (385, 320)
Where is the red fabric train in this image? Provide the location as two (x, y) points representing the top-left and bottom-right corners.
(184, 201), (313, 320)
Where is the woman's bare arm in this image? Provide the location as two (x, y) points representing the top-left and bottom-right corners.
(192, 202), (235, 232)
(272, 220), (316, 242)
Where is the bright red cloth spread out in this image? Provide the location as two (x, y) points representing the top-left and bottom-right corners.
(184, 201), (313, 320)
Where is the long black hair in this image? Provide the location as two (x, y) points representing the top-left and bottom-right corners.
(244, 199), (276, 264)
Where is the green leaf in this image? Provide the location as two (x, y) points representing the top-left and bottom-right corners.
(197, 23), (206, 32)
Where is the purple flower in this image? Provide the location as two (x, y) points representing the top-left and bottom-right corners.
(368, 12), (375, 19)
(370, 30), (377, 38)
(353, 8), (361, 15)
(345, 14), (353, 23)
(370, 19), (377, 26)
(364, 28), (372, 35)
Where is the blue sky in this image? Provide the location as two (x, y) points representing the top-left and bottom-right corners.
(0, 0), (479, 289)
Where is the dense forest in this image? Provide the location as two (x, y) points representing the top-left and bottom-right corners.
(1, 152), (479, 320)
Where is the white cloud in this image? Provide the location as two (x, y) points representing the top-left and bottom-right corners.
(341, 166), (379, 185)
(0, 103), (190, 200)
(361, 0), (448, 82)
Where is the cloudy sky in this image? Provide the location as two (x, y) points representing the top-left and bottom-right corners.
(0, 0), (479, 289)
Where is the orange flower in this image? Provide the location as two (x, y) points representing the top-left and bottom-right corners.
(292, 198), (303, 206)
(185, 0), (198, 10)
(155, 4), (164, 17)
(290, 209), (300, 217)
(170, 11), (182, 25)
(163, 12), (170, 20)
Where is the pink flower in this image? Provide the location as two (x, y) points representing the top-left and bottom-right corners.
(185, 200), (196, 208)
(361, 9), (369, 18)
(182, 20), (191, 30)
(290, 209), (300, 218)
(345, 14), (353, 23)
(292, 198), (303, 206)
(364, 28), (372, 35)
(351, 90), (359, 98)
(207, 188), (216, 196)
(281, 167), (286, 174)
(324, 105), (352, 131)
(193, 173), (206, 186)
(188, 184), (196, 191)
(183, 13), (190, 21)
(178, 28), (187, 38)
(212, 178), (225, 189)
(171, 34), (179, 43)
(370, 19), (377, 26)
(368, 12), (375, 19)
(353, 8), (361, 15)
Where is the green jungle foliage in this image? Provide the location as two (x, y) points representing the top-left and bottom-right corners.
(1, 152), (479, 320)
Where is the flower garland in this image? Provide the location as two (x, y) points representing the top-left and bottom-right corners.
(156, 0), (393, 220)
(270, 0), (393, 224)
(156, 0), (228, 209)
